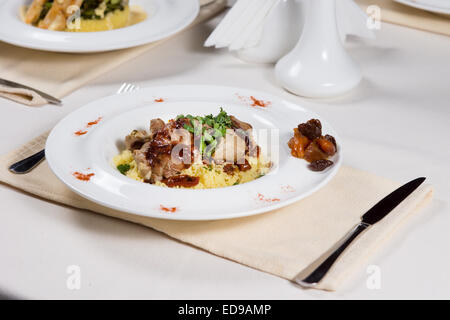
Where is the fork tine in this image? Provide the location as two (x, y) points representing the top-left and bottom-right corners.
(117, 83), (127, 94)
(117, 83), (140, 94)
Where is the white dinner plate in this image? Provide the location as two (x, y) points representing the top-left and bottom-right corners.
(394, 0), (450, 15)
(0, 0), (199, 53)
(46, 85), (342, 220)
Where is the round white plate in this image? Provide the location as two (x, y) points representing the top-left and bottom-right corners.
(394, 0), (450, 15)
(46, 85), (342, 221)
(0, 0), (199, 53)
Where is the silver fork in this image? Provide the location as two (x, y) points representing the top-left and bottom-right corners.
(117, 83), (139, 94)
(9, 83), (140, 174)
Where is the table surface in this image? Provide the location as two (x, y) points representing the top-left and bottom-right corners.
(1, 15), (449, 299)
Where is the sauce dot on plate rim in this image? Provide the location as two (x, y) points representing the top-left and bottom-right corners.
(160, 205), (177, 213)
(72, 172), (95, 181)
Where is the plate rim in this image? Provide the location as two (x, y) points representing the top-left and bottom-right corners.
(45, 84), (343, 221)
(394, 0), (450, 15)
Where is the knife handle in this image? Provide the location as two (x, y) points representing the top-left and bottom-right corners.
(296, 222), (370, 287)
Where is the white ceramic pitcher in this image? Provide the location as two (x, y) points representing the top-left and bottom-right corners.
(275, 0), (362, 98)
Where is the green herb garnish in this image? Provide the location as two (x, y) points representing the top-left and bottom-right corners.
(35, 0), (127, 24)
(117, 164), (131, 175)
(38, 0), (53, 22)
(175, 108), (233, 158)
(80, 0), (126, 20)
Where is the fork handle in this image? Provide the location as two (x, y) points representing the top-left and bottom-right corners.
(296, 222), (370, 287)
(9, 149), (46, 174)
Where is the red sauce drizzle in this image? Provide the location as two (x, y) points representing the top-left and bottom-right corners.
(250, 96), (270, 107)
(237, 159), (252, 172)
(162, 175), (200, 188)
(154, 98), (164, 103)
(74, 130), (88, 136)
(160, 205), (177, 213)
(86, 117), (102, 128)
(73, 172), (95, 181)
(256, 193), (280, 203)
(236, 93), (271, 108)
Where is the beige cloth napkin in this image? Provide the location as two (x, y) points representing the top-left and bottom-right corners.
(0, 84), (48, 106)
(0, 133), (433, 291)
(357, 0), (450, 36)
(0, 0), (227, 106)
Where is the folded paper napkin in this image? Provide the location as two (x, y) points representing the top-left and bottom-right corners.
(0, 133), (433, 291)
(0, 0), (227, 107)
(357, 0), (450, 36)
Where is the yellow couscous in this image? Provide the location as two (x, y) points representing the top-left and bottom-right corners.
(21, 1), (147, 32)
(66, 7), (130, 32)
(113, 150), (271, 189)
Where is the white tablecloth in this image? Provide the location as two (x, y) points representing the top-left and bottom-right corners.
(0, 16), (449, 299)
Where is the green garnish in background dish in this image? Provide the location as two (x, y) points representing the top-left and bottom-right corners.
(38, 0), (53, 21)
(117, 164), (131, 175)
(176, 108), (233, 158)
(36, 0), (127, 23)
(80, 0), (126, 20)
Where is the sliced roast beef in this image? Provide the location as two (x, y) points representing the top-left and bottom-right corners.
(125, 130), (149, 151)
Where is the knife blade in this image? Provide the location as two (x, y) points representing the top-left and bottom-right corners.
(362, 177), (426, 225)
(296, 177), (426, 287)
(0, 78), (62, 105)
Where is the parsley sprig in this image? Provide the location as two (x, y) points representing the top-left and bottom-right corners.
(176, 108), (233, 157)
(117, 164), (131, 175)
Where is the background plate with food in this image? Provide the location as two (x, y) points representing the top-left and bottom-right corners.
(45, 85), (342, 220)
(0, 0), (199, 52)
(394, 0), (450, 16)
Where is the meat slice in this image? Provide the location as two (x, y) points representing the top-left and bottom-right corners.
(230, 115), (252, 131)
(149, 152), (185, 183)
(163, 156), (186, 179)
(212, 129), (246, 164)
(170, 126), (191, 146)
(142, 120), (195, 183)
(133, 142), (152, 181)
(149, 118), (165, 136)
(150, 154), (169, 183)
(229, 115), (260, 157)
(125, 130), (149, 150)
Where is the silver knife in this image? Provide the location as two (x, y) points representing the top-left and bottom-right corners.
(295, 177), (426, 287)
(0, 78), (62, 105)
